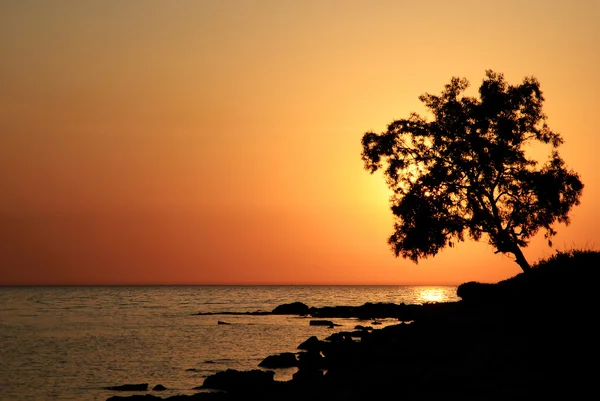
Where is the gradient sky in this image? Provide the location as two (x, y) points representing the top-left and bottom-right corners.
(1, 0), (599, 285)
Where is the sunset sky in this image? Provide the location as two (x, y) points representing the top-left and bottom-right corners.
(1, 0), (599, 285)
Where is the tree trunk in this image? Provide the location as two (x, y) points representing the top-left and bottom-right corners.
(512, 245), (531, 273)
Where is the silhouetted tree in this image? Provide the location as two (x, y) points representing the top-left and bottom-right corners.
(361, 71), (583, 272)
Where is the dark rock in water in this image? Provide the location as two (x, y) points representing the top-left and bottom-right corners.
(324, 332), (342, 342)
(104, 383), (148, 391)
(152, 384), (167, 391)
(292, 367), (324, 384)
(308, 302), (416, 320)
(258, 352), (298, 368)
(272, 301), (310, 315)
(201, 369), (275, 392)
(298, 335), (322, 351)
(354, 325), (373, 331)
(324, 332), (351, 342)
(349, 330), (368, 339)
(310, 305), (355, 318)
(297, 350), (325, 369)
(217, 320), (231, 325)
(324, 330), (366, 342)
(309, 319), (339, 327)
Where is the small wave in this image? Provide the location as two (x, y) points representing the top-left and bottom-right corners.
(59, 305), (89, 310)
(203, 358), (233, 364)
(193, 310), (269, 316)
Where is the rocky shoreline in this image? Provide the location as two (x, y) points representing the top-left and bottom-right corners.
(106, 250), (600, 400)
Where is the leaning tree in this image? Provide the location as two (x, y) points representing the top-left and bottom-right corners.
(361, 70), (583, 272)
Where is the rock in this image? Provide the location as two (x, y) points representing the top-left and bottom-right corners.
(258, 352), (298, 368)
(324, 332), (346, 342)
(310, 305), (356, 318)
(271, 302), (310, 315)
(325, 331), (360, 342)
(309, 319), (339, 327)
(297, 351), (325, 369)
(201, 369), (275, 392)
(292, 367), (324, 384)
(152, 384), (167, 391)
(308, 302), (422, 320)
(325, 331), (358, 343)
(349, 330), (368, 339)
(104, 383), (148, 391)
(354, 325), (373, 331)
(217, 321), (231, 325)
(298, 336), (322, 351)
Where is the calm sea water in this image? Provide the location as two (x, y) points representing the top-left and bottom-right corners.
(0, 286), (458, 401)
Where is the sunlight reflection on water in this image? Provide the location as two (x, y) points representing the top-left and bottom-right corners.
(415, 287), (450, 303)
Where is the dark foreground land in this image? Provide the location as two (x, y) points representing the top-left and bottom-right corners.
(107, 250), (600, 401)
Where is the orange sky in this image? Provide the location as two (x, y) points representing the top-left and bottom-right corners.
(1, 0), (599, 285)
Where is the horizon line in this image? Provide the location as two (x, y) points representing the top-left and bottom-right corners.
(0, 283), (462, 287)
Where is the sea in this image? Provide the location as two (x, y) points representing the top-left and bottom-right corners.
(0, 285), (459, 401)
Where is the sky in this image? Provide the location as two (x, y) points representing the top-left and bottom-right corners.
(1, 0), (599, 285)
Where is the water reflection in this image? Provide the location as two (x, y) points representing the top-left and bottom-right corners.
(0, 286), (460, 399)
(415, 287), (454, 304)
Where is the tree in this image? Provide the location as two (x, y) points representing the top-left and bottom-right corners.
(361, 71), (583, 273)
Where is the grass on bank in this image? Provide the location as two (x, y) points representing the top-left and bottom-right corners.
(458, 248), (600, 303)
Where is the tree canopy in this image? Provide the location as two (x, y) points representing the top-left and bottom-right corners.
(361, 70), (583, 272)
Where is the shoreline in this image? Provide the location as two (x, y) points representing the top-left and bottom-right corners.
(106, 250), (600, 400)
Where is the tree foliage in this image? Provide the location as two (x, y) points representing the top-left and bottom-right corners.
(361, 70), (583, 272)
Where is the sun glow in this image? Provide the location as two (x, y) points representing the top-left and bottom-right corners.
(417, 288), (447, 303)
(0, 1), (597, 286)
